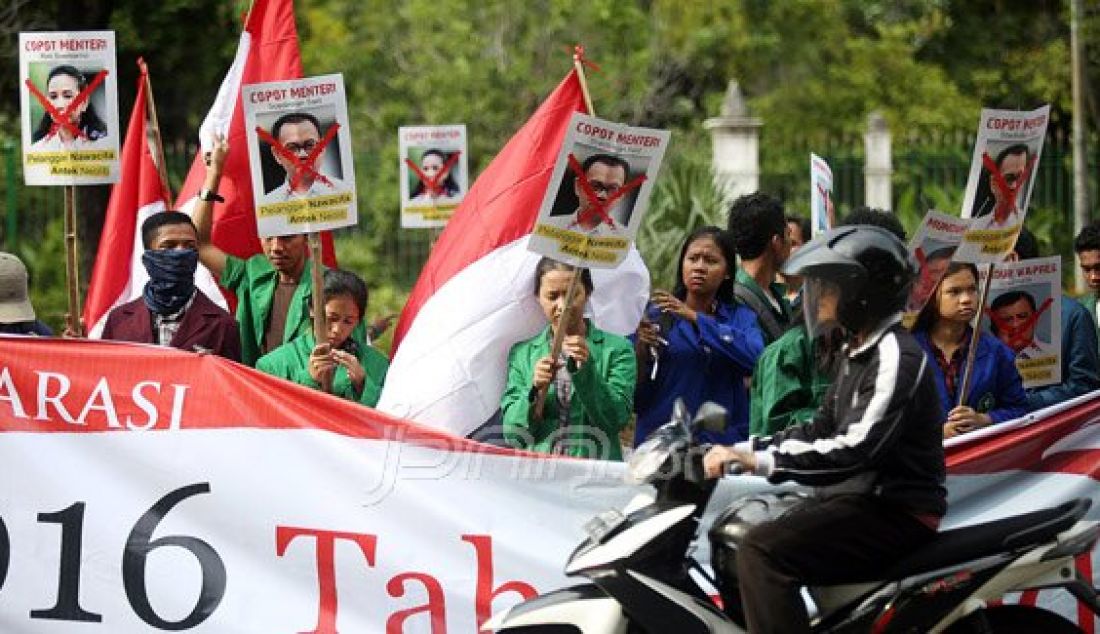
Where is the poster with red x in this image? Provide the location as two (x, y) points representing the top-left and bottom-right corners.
(904, 210), (971, 319)
(398, 125), (468, 228)
(242, 73), (357, 237)
(529, 113), (669, 269)
(19, 31), (120, 186)
(978, 256), (1062, 388)
(955, 105), (1050, 263)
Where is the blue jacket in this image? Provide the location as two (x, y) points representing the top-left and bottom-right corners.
(914, 329), (1029, 425)
(1026, 297), (1100, 410)
(634, 301), (764, 445)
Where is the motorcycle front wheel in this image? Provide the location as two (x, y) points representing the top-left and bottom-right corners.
(945, 604), (1082, 633)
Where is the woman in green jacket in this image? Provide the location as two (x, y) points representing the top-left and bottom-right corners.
(500, 258), (636, 460)
(257, 268), (388, 407)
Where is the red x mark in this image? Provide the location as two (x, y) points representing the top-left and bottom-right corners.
(986, 295), (1053, 352)
(981, 151), (1037, 225)
(25, 70), (108, 141)
(566, 153), (646, 230)
(256, 122), (340, 192)
(405, 151), (461, 198)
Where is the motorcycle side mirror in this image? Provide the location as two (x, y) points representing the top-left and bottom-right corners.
(692, 401), (728, 434)
(671, 398), (689, 428)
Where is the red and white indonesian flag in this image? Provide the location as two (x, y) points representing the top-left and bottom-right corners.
(377, 70), (650, 436)
(83, 62), (225, 338)
(175, 0), (337, 266)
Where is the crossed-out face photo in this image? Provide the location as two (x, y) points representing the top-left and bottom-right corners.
(984, 283), (1054, 359)
(26, 62), (110, 150)
(908, 239), (956, 313)
(547, 143), (649, 233)
(255, 106), (346, 200)
(405, 147), (463, 203)
(969, 138), (1040, 225)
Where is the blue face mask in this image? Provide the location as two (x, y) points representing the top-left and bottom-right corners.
(142, 248), (199, 315)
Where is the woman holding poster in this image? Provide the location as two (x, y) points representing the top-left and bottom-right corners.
(30, 65), (108, 149)
(633, 227), (763, 446)
(911, 262), (1028, 437)
(500, 258), (635, 459)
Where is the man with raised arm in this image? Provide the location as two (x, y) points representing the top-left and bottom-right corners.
(192, 136), (316, 366)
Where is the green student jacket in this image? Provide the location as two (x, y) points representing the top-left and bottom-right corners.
(221, 254), (315, 366)
(501, 322), (636, 460)
(748, 324), (832, 436)
(256, 332), (389, 407)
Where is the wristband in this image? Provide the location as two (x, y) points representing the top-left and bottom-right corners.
(199, 188), (225, 203)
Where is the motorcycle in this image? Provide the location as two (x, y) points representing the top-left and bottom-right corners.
(484, 400), (1100, 633)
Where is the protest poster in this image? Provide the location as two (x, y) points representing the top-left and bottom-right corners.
(19, 31), (120, 186)
(810, 153), (835, 237)
(398, 125), (468, 228)
(905, 210), (971, 317)
(978, 256), (1062, 389)
(528, 113), (669, 269)
(955, 105), (1050, 263)
(243, 73), (357, 237)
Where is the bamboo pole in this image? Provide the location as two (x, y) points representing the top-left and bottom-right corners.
(63, 186), (83, 336)
(140, 59), (174, 204)
(957, 262), (996, 407)
(531, 48), (598, 420)
(308, 232), (331, 393)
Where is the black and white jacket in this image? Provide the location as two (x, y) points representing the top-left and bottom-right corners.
(746, 315), (948, 518)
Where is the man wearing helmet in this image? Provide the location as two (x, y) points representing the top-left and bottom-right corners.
(705, 226), (947, 633)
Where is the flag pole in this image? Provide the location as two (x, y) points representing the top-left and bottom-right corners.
(957, 262), (996, 407)
(139, 59), (174, 204)
(532, 46), (597, 420)
(308, 232), (331, 393)
(63, 185), (83, 336)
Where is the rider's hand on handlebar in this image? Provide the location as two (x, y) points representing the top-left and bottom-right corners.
(703, 445), (757, 479)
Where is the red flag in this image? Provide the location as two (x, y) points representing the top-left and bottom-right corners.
(175, 0), (336, 266)
(83, 62), (226, 337)
(377, 69), (650, 436)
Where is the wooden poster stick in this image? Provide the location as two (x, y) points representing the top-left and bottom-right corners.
(532, 48), (598, 419)
(141, 60), (174, 203)
(957, 262), (996, 407)
(63, 186), (83, 336)
(308, 232), (331, 394)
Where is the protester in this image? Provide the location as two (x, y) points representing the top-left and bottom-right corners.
(0, 252), (53, 336)
(1010, 228), (1099, 410)
(633, 227), (763, 445)
(102, 212), (240, 360)
(567, 154), (630, 232)
(748, 207), (906, 436)
(257, 269), (388, 406)
(780, 215), (811, 307)
(500, 258), (635, 459)
(726, 192), (792, 344)
(704, 226), (945, 633)
(193, 135), (320, 366)
(1073, 220), (1100, 350)
(31, 65), (108, 150)
(911, 261), (1028, 437)
(410, 149), (461, 202)
(262, 112), (346, 202)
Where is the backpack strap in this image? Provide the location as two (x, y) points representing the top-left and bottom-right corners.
(734, 284), (785, 342)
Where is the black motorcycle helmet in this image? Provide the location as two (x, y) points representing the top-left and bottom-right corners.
(782, 225), (916, 335)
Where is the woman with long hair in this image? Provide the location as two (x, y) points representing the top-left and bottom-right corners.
(911, 261), (1028, 437)
(633, 226), (764, 445)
